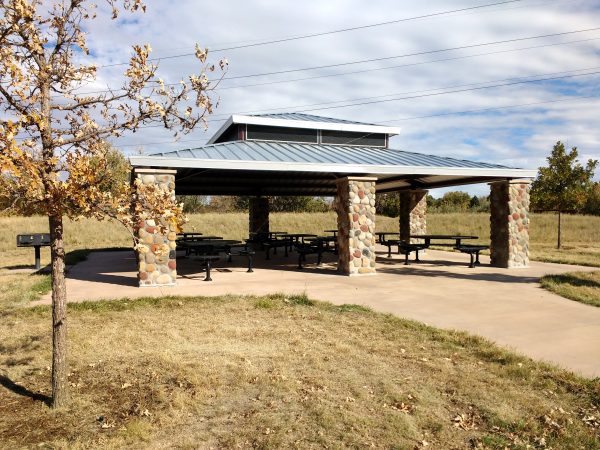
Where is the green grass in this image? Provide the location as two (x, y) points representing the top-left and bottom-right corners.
(1, 294), (599, 449)
(540, 271), (600, 307)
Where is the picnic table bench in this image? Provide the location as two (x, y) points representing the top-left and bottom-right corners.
(295, 236), (337, 269)
(295, 243), (323, 269)
(195, 254), (220, 281)
(377, 233), (425, 264)
(263, 235), (294, 259)
(377, 232), (485, 266)
(178, 240), (254, 280)
(454, 244), (489, 268)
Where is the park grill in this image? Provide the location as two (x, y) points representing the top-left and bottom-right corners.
(16, 233), (51, 270)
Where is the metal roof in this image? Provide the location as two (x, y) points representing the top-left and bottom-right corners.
(207, 113), (401, 144)
(250, 112), (380, 126)
(145, 140), (514, 171)
(131, 140), (535, 196)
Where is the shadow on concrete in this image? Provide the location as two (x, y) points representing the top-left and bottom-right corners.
(176, 250), (343, 277)
(0, 375), (51, 406)
(377, 265), (540, 284)
(63, 248), (542, 287)
(64, 251), (138, 287)
(67, 270), (139, 287)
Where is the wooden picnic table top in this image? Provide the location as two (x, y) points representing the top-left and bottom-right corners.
(177, 232), (203, 237)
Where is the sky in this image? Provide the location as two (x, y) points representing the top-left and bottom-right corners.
(82, 0), (600, 196)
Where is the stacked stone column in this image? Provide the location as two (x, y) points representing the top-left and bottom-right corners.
(335, 177), (377, 275)
(249, 197), (270, 235)
(134, 169), (178, 287)
(399, 190), (427, 243)
(489, 180), (531, 268)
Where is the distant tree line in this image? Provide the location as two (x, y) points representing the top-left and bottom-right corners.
(176, 195), (331, 213)
(376, 191), (491, 218)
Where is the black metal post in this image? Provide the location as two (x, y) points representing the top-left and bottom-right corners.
(34, 245), (41, 270)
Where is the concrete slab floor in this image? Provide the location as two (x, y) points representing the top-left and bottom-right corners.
(35, 246), (600, 379)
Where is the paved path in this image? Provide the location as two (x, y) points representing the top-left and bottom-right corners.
(36, 247), (600, 378)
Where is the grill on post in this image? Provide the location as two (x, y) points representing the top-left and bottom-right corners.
(16, 233), (51, 270)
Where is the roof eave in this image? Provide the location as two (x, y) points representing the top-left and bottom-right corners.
(129, 155), (536, 179)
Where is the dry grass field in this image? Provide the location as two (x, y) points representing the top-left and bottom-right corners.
(1, 213), (599, 448)
(0, 212), (598, 311)
(1, 211), (599, 270)
(1, 295), (599, 449)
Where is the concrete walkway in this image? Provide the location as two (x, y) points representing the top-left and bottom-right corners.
(36, 247), (600, 378)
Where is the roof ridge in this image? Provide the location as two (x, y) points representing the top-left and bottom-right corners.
(246, 112), (380, 126)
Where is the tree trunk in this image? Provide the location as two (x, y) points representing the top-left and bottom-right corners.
(49, 214), (68, 408)
(557, 210), (562, 250)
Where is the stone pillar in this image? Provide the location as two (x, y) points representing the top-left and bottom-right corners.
(335, 177), (377, 275)
(134, 169), (178, 287)
(399, 190), (427, 243)
(249, 197), (269, 235)
(489, 180), (531, 268)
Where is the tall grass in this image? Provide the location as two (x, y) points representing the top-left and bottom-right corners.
(1, 212), (599, 268)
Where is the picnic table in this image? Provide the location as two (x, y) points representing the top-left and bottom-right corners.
(283, 233), (318, 243)
(295, 235), (339, 269)
(178, 239), (242, 254)
(410, 234), (478, 247)
(177, 232), (203, 239)
(177, 235), (224, 255)
(323, 229), (338, 237)
(376, 231), (399, 243)
(262, 233), (297, 259)
(249, 231), (288, 240)
(178, 235), (223, 241)
(305, 235), (337, 251)
(178, 239), (254, 280)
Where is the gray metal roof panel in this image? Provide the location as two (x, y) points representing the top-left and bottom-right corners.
(251, 112), (379, 126)
(148, 140), (514, 170)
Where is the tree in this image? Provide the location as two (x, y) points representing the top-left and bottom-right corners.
(221, 195), (330, 213)
(583, 182), (600, 216)
(440, 191), (471, 211)
(270, 196), (330, 213)
(375, 192), (400, 218)
(177, 195), (209, 213)
(531, 141), (598, 248)
(0, 0), (225, 407)
(468, 195), (480, 209)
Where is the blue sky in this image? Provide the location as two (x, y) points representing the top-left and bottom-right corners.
(82, 0), (600, 196)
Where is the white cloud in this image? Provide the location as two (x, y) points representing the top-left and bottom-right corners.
(75, 0), (600, 190)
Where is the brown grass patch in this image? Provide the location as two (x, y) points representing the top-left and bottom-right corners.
(1, 295), (598, 449)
